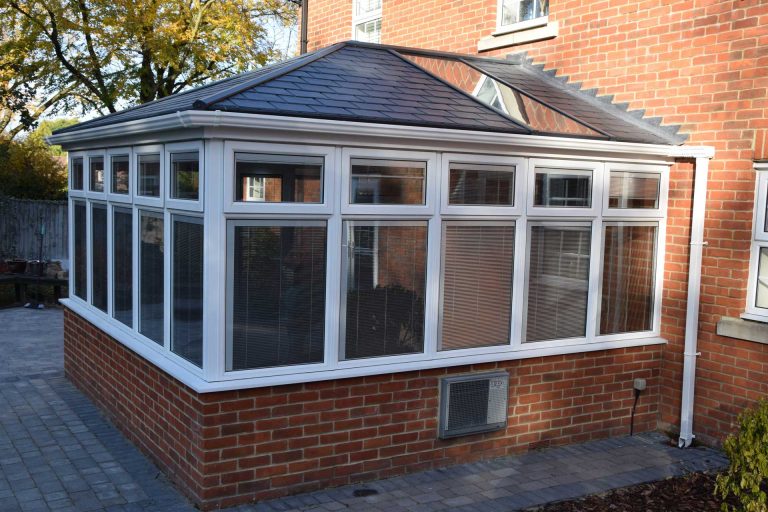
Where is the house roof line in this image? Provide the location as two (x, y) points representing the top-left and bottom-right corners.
(193, 42), (348, 109)
(384, 48), (532, 135)
(344, 40), (527, 65)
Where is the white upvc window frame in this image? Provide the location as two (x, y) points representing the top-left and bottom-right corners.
(744, 163), (768, 321)
(351, 0), (382, 42)
(603, 162), (669, 219)
(496, 0), (549, 35)
(68, 151), (87, 197)
(528, 158), (603, 217)
(166, 141), (204, 212)
(223, 141), (335, 215)
(86, 150), (107, 199)
(106, 147), (133, 203)
(440, 153), (526, 216)
(134, 144), (165, 207)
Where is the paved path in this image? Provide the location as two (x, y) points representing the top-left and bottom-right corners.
(0, 307), (728, 512)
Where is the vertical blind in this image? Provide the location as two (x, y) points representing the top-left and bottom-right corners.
(90, 205), (108, 312)
(440, 223), (514, 350)
(230, 225), (326, 370)
(343, 223), (427, 359)
(73, 202), (87, 300)
(172, 218), (204, 367)
(526, 225), (591, 342)
(112, 208), (133, 327)
(139, 212), (164, 344)
(600, 224), (656, 334)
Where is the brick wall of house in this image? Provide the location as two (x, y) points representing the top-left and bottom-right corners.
(64, 309), (662, 509)
(306, 0), (768, 444)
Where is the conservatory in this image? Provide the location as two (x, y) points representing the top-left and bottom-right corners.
(50, 41), (713, 509)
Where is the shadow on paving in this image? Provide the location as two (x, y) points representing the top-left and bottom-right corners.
(0, 307), (730, 512)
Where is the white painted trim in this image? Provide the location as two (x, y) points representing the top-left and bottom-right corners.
(203, 139), (225, 379)
(165, 140), (204, 212)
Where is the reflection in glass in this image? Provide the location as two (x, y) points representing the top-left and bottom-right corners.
(355, 18), (381, 43)
(89, 156), (104, 192)
(449, 164), (515, 205)
(235, 154), (322, 203)
(758, 248), (768, 309)
(600, 225), (656, 334)
(139, 212), (164, 344)
(138, 154), (161, 197)
(91, 204), (108, 312)
(71, 158), (84, 190)
(534, 169), (592, 207)
(73, 202), (87, 300)
(501, 0), (548, 25)
(111, 155), (130, 194)
(172, 218), (203, 367)
(608, 172), (660, 209)
(113, 208), (133, 327)
(343, 222), (427, 359)
(171, 152), (199, 200)
(350, 159), (425, 205)
(526, 224), (591, 342)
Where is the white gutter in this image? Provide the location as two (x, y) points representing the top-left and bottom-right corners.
(678, 156), (711, 448)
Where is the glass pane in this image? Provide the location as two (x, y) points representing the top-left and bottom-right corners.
(440, 223), (514, 350)
(600, 225), (656, 335)
(235, 153), (323, 203)
(171, 151), (199, 200)
(229, 225), (326, 370)
(111, 155), (130, 194)
(138, 154), (161, 197)
(73, 202), (87, 300)
(355, 18), (381, 43)
(608, 172), (660, 209)
(534, 168), (592, 207)
(350, 159), (426, 205)
(71, 158), (84, 190)
(172, 218), (203, 367)
(90, 205), (108, 312)
(113, 208), (133, 327)
(525, 224), (591, 342)
(343, 222), (427, 359)
(500, 0), (517, 26)
(89, 156), (104, 192)
(355, 0), (381, 15)
(449, 164), (515, 206)
(139, 212), (164, 344)
(757, 248), (768, 309)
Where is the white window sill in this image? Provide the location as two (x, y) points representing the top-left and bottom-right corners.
(717, 315), (768, 345)
(478, 20), (558, 52)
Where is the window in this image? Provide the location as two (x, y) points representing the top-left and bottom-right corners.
(448, 164), (515, 206)
(91, 204), (108, 312)
(111, 154), (130, 195)
(534, 168), (592, 207)
(113, 207), (133, 327)
(71, 157), (84, 191)
(353, 0), (381, 43)
(227, 222), (326, 371)
(235, 153), (323, 203)
(170, 151), (200, 200)
(72, 201), (87, 300)
(342, 222), (428, 360)
(608, 172), (660, 209)
(499, 0), (549, 29)
(746, 163), (768, 320)
(350, 159), (426, 205)
(138, 153), (161, 197)
(139, 211), (164, 344)
(89, 156), (105, 192)
(172, 217), (203, 367)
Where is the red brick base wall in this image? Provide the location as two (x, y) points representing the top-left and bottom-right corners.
(64, 309), (663, 510)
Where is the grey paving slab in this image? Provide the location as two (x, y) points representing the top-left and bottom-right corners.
(0, 307), (729, 512)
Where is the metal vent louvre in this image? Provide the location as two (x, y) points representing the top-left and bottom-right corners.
(439, 372), (509, 439)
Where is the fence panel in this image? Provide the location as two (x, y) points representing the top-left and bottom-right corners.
(0, 196), (69, 267)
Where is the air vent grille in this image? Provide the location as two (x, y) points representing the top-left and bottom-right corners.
(439, 372), (509, 439)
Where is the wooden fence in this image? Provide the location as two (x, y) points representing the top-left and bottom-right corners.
(0, 195), (68, 266)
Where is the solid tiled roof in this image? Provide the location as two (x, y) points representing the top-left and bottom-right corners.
(55, 41), (685, 145)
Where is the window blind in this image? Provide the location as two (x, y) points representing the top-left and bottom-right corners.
(112, 208), (132, 327)
(172, 218), (203, 367)
(73, 202), (87, 300)
(139, 212), (164, 344)
(91, 205), (108, 312)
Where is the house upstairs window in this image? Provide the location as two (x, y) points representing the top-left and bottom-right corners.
(499, 0), (549, 30)
(353, 0), (382, 43)
(746, 163), (768, 320)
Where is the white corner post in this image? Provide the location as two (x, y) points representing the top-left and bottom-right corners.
(678, 156), (710, 448)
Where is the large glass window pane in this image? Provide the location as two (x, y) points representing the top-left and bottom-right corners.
(172, 217), (203, 367)
(354, 18), (381, 43)
(235, 154), (323, 203)
(137, 154), (161, 197)
(440, 223), (514, 350)
(757, 247), (768, 309)
(91, 204), (107, 312)
(525, 224), (591, 342)
(73, 202), (87, 300)
(139, 211), (164, 344)
(342, 222), (427, 359)
(170, 151), (199, 200)
(89, 156), (104, 192)
(111, 155), (130, 194)
(350, 159), (426, 205)
(448, 164), (515, 206)
(534, 168), (592, 207)
(113, 208), (133, 327)
(229, 224), (326, 370)
(71, 157), (84, 190)
(600, 225), (657, 335)
(608, 172), (660, 209)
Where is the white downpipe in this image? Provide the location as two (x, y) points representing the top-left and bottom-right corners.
(678, 156), (710, 448)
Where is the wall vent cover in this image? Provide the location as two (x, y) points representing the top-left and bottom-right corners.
(439, 372), (509, 439)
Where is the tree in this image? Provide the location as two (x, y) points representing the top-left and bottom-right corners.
(0, 0), (297, 137)
(0, 134), (68, 200)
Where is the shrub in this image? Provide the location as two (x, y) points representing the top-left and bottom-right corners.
(716, 399), (768, 512)
(0, 134), (67, 200)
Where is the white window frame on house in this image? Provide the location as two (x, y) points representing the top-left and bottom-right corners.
(166, 141), (204, 212)
(744, 163), (768, 321)
(351, 0), (382, 43)
(86, 150), (107, 199)
(106, 147), (133, 203)
(528, 158), (602, 216)
(134, 144), (165, 208)
(496, 0), (549, 34)
(69, 151), (87, 198)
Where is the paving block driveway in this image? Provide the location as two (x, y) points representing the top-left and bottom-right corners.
(0, 307), (729, 512)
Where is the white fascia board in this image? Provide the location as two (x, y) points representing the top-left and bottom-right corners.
(49, 110), (714, 160)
